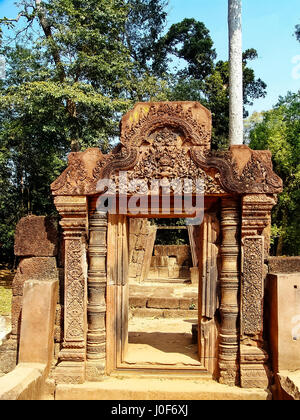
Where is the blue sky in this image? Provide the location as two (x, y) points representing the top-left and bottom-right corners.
(0, 0), (299, 114)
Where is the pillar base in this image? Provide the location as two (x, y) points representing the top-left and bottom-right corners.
(240, 345), (270, 389)
(54, 361), (86, 384)
(86, 360), (106, 382)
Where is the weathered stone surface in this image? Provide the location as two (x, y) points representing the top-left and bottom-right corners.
(19, 279), (59, 374)
(128, 218), (156, 282)
(277, 371), (300, 400)
(268, 257), (300, 274)
(55, 377), (270, 400)
(147, 297), (180, 310)
(14, 216), (58, 257)
(11, 295), (23, 337)
(149, 245), (192, 281)
(267, 273), (300, 373)
(129, 297), (148, 308)
(0, 338), (18, 375)
(0, 363), (47, 401)
(13, 257), (58, 297)
(190, 267), (199, 285)
(11, 257), (59, 344)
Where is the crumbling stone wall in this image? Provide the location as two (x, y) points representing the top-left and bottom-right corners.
(0, 216), (62, 376)
(149, 245), (192, 281)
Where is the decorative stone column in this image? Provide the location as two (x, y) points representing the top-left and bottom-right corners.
(86, 205), (108, 381)
(219, 197), (240, 386)
(54, 196), (88, 384)
(240, 194), (277, 388)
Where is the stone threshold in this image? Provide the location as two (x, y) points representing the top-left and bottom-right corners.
(54, 376), (271, 400)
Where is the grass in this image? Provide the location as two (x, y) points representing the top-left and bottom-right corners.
(0, 286), (12, 316)
(0, 268), (14, 317)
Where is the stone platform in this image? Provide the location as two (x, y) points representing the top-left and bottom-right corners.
(54, 377), (270, 400)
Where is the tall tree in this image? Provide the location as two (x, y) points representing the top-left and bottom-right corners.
(161, 21), (266, 149)
(0, 0), (169, 263)
(0, 0), (267, 262)
(249, 91), (300, 256)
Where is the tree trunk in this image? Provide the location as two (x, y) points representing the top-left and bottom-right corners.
(228, 0), (244, 146)
(35, 0), (80, 152)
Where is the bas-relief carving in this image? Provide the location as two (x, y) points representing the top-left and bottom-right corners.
(191, 148), (283, 195)
(65, 239), (85, 340)
(51, 102), (283, 197)
(50, 101), (283, 388)
(114, 128), (225, 195)
(241, 237), (264, 337)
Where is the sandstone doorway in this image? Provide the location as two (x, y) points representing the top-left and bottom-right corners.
(127, 218), (200, 369)
(106, 211), (220, 376)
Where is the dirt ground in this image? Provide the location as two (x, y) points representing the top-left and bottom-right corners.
(126, 316), (201, 367)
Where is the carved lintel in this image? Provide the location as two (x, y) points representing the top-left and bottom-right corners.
(53, 196), (88, 384)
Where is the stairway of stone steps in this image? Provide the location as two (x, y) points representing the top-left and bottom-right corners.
(129, 281), (198, 319)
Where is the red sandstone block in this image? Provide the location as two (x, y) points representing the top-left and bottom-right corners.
(11, 296), (23, 337)
(19, 279), (58, 372)
(14, 216), (58, 257)
(129, 297), (147, 308)
(179, 298), (198, 310)
(147, 297), (180, 310)
(12, 257), (58, 297)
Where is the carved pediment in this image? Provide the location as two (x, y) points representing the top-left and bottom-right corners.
(120, 101), (212, 149)
(51, 102), (283, 197)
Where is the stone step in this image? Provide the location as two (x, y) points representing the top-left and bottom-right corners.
(110, 370), (212, 381)
(145, 278), (190, 284)
(129, 283), (198, 311)
(130, 308), (197, 319)
(129, 296), (198, 310)
(55, 377), (270, 400)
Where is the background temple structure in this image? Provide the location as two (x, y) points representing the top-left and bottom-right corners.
(1, 101), (299, 400)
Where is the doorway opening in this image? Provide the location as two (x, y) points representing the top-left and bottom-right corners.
(106, 206), (220, 375)
(126, 218), (201, 369)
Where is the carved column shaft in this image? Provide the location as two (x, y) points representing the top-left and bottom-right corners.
(86, 207), (107, 380)
(54, 196), (88, 384)
(219, 197), (240, 386)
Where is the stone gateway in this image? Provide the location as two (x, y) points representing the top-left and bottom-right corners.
(48, 101), (283, 388)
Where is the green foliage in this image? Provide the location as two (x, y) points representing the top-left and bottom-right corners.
(150, 219), (189, 245)
(167, 47), (266, 149)
(249, 91), (300, 256)
(296, 24), (300, 42)
(0, 0), (168, 263)
(0, 0), (267, 262)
